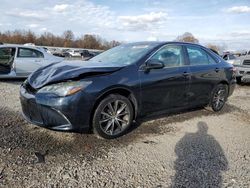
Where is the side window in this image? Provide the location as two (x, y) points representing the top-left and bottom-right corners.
(150, 45), (184, 67)
(17, 48), (44, 58)
(223, 55), (228, 60)
(187, 46), (215, 65)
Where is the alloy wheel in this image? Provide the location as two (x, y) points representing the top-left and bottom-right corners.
(99, 100), (131, 136)
(212, 88), (226, 111)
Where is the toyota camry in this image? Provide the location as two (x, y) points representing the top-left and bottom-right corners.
(20, 42), (236, 139)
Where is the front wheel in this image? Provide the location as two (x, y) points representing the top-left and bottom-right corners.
(92, 94), (134, 139)
(206, 84), (228, 112)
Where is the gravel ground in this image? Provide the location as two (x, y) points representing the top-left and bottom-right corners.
(0, 80), (249, 188)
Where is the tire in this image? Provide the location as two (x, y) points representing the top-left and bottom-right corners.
(205, 84), (228, 112)
(92, 94), (134, 139)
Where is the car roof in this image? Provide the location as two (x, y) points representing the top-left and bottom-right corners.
(125, 41), (206, 48)
(0, 44), (44, 51)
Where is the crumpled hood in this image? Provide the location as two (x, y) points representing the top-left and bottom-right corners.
(28, 61), (122, 89)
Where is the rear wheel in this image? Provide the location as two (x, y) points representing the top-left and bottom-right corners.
(206, 84), (228, 112)
(92, 94), (133, 139)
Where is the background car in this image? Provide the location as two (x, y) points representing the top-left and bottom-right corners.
(80, 50), (96, 60)
(233, 54), (250, 83)
(222, 53), (236, 64)
(65, 49), (81, 57)
(20, 42), (236, 139)
(0, 44), (63, 78)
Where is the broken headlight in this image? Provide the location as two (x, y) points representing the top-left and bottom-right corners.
(38, 81), (92, 97)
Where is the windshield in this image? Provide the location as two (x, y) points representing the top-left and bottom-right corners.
(89, 43), (159, 67)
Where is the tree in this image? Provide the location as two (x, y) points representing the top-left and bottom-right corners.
(62, 30), (74, 47)
(206, 44), (220, 54)
(26, 30), (36, 43)
(0, 29), (119, 50)
(176, 32), (199, 43)
(81, 34), (101, 49)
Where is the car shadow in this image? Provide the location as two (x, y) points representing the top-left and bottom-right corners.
(171, 121), (228, 187)
(126, 103), (239, 136)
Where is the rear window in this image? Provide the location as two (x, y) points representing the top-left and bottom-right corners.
(187, 46), (216, 65)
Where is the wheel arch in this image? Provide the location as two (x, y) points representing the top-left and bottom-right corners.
(218, 80), (229, 94)
(89, 86), (139, 128)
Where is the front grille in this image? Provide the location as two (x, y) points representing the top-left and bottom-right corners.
(243, 60), (250, 66)
(21, 99), (69, 126)
(21, 99), (43, 124)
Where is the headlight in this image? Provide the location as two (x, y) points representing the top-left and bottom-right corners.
(37, 81), (92, 97)
(233, 59), (241, 65)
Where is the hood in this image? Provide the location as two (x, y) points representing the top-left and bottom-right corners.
(28, 61), (122, 89)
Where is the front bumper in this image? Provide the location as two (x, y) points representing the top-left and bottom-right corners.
(20, 84), (93, 132)
(234, 65), (250, 83)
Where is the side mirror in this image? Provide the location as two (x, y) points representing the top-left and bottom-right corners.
(145, 59), (164, 70)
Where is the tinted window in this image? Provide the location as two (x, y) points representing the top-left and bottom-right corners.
(207, 53), (217, 64)
(18, 48), (44, 58)
(187, 46), (215, 65)
(150, 45), (184, 67)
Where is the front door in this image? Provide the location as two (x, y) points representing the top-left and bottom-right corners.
(139, 44), (190, 115)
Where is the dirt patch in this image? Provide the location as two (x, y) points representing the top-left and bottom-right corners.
(0, 82), (250, 187)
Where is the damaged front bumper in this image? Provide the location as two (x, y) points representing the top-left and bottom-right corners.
(20, 83), (93, 132)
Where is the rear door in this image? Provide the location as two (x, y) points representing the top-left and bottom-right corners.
(15, 47), (44, 76)
(185, 45), (221, 106)
(139, 44), (191, 115)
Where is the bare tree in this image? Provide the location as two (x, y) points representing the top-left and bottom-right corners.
(0, 30), (119, 50)
(176, 32), (199, 43)
(62, 30), (75, 47)
(206, 43), (227, 54)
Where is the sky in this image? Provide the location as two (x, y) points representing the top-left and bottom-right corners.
(0, 0), (250, 50)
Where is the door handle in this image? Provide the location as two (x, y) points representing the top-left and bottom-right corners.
(215, 68), (220, 72)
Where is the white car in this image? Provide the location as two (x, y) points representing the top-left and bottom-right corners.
(0, 45), (64, 78)
(233, 55), (250, 83)
(66, 49), (81, 57)
(222, 54), (236, 64)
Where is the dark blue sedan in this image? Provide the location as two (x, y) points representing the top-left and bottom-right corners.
(20, 42), (236, 139)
